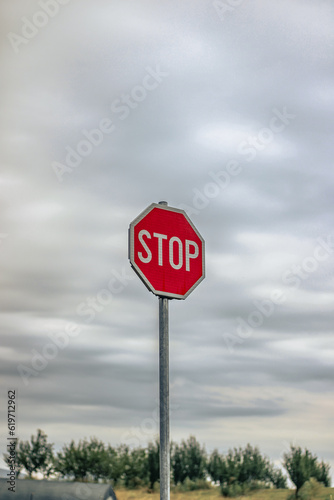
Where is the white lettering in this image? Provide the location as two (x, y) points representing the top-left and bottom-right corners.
(169, 237), (183, 269)
(138, 230), (152, 263)
(153, 233), (167, 266)
(185, 240), (199, 271)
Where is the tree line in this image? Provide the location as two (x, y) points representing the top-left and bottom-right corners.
(4, 429), (331, 497)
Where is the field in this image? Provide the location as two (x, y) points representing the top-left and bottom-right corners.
(114, 487), (334, 500)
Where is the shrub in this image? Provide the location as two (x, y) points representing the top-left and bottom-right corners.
(298, 478), (322, 500)
(221, 482), (243, 497)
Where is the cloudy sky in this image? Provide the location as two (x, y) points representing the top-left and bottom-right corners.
(1, 0), (333, 480)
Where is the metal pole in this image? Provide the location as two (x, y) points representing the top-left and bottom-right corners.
(159, 295), (170, 500)
(158, 200), (170, 500)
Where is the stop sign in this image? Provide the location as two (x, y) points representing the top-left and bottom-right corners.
(129, 203), (205, 299)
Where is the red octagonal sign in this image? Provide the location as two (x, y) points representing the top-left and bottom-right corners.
(129, 203), (205, 299)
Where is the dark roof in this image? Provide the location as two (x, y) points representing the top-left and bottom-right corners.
(0, 478), (117, 500)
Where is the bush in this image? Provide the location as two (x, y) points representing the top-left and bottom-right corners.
(298, 478), (322, 500)
(248, 479), (269, 491)
(286, 478), (324, 500)
(185, 477), (211, 491)
(172, 476), (211, 492)
(152, 480), (160, 492)
(221, 482), (243, 497)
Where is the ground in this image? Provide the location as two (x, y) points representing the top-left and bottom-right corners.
(114, 486), (334, 500)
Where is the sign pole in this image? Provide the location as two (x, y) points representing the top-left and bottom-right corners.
(129, 199), (205, 500)
(159, 295), (170, 500)
(158, 200), (170, 500)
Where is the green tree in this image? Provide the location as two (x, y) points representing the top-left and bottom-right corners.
(225, 447), (240, 486)
(107, 444), (124, 486)
(171, 436), (206, 484)
(208, 449), (227, 484)
(147, 439), (160, 489)
(112, 444), (131, 486)
(86, 438), (110, 482)
(5, 429), (54, 479)
(267, 467), (287, 489)
(56, 439), (90, 481)
(238, 444), (269, 483)
(171, 441), (184, 485)
(186, 436), (207, 481)
(314, 460), (331, 487)
(117, 445), (148, 488)
(283, 445), (331, 497)
(208, 444), (287, 493)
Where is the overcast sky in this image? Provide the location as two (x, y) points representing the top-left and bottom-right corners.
(1, 0), (333, 480)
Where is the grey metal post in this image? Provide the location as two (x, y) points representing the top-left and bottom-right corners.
(159, 295), (169, 500)
(158, 200), (170, 500)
